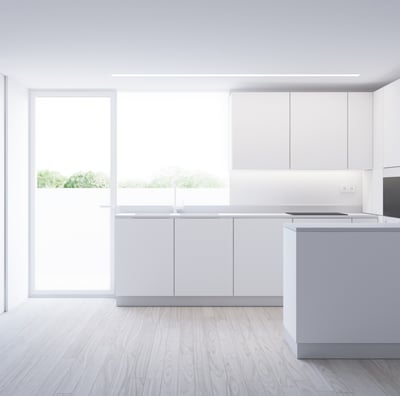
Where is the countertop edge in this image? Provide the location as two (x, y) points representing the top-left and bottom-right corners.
(115, 212), (379, 220)
(285, 224), (400, 232)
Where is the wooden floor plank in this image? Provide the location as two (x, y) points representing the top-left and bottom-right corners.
(214, 307), (248, 396)
(327, 360), (389, 396)
(49, 300), (116, 394)
(177, 308), (196, 396)
(201, 307), (228, 396)
(142, 308), (170, 396)
(4, 300), (100, 396)
(159, 307), (180, 396)
(0, 300), (99, 395)
(225, 308), (272, 395)
(88, 308), (139, 396)
(106, 308), (148, 396)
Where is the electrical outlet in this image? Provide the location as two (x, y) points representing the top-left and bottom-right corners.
(340, 184), (356, 193)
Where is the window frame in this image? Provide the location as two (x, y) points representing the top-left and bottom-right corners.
(29, 90), (117, 297)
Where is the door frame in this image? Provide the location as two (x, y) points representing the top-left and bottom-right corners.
(29, 90), (117, 297)
(0, 75), (5, 311)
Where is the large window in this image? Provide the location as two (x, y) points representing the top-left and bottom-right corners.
(117, 92), (229, 205)
(31, 91), (228, 294)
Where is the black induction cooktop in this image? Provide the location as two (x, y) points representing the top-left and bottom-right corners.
(286, 212), (348, 216)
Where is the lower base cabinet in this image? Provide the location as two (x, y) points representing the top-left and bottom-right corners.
(115, 215), (378, 301)
(234, 218), (291, 296)
(174, 219), (233, 296)
(115, 218), (174, 296)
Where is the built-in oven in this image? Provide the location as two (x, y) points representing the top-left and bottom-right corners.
(383, 177), (400, 218)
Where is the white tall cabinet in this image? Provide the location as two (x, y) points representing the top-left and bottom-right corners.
(383, 79), (400, 168)
(290, 93), (348, 169)
(231, 93), (290, 169)
(115, 218), (174, 296)
(363, 89), (384, 215)
(348, 92), (373, 169)
(175, 219), (233, 296)
(234, 218), (290, 296)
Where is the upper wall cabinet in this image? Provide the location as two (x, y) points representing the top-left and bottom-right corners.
(383, 79), (400, 168)
(290, 93), (348, 169)
(231, 91), (373, 170)
(231, 92), (290, 169)
(348, 92), (373, 170)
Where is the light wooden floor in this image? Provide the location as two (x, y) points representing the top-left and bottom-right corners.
(1, 300), (400, 396)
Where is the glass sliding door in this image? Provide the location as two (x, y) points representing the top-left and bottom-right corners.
(31, 93), (115, 293)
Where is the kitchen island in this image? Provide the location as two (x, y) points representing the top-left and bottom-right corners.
(283, 223), (400, 358)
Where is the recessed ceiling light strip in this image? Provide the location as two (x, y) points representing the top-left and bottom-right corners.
(111, 73), (360, 78)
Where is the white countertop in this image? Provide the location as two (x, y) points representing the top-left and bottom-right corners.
(115, 212), (378, 220)
(285, 223), (400, 232)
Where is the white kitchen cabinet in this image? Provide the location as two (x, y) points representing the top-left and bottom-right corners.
(231, 92), (290, 169)
(384, 79), (400, 167)
(348, 92), (373, 169)
(290, 93), (348, 169)
(115, 218), (174, 296)
(234, 218), (290, 297)
(362, 89), (384, 215)
(175, 219), (233, 296)
(373, 89), (385, 170)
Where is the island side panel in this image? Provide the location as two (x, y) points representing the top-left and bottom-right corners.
(283, 228), (297, 343)
(296, 229), (400, 344)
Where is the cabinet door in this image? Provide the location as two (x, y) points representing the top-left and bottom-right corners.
(291, 93), (347, 169)
(384, 79), (400, 167)
(175, 219), (233, 296)
(231, 92), (290, 169)
(362, 89), (384, 215)
(348, 93), (373, 169)
(234, 218), (289, 297)
(115, 218), (174, 296)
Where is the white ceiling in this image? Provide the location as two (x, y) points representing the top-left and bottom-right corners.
(1, 0), (400, 91)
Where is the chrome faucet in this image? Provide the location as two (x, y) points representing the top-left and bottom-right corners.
(172, 183), (177, 213)
(172, 182), (184, 213)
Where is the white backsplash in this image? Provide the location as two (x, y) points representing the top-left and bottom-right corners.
(230, 170), (363, 208)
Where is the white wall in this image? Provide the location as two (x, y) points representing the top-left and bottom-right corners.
(6, 77), (29, 310)
(230, 170), (362, 209)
